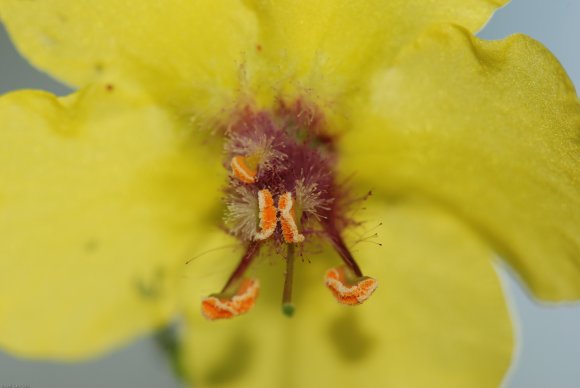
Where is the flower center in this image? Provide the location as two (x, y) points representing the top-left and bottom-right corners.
(201, 101), (378, 320)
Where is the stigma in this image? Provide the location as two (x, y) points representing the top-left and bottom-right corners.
(201, 102), (378, 320)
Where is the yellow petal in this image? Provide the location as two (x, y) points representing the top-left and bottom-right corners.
(182, 202), (513, 387)
(245, 0), (507, 106)
(0, 1), (507, 116)
(0, 0), (258, 118)
(0, 84), (223, 358)
(344, 25), (580, 300)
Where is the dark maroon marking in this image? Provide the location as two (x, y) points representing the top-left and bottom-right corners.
(325, 226), (363, 277)
(221, 241), (262, 292)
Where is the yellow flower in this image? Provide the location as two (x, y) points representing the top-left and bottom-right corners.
(1, 1), (579, 387)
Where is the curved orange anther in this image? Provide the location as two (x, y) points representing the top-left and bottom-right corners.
(324, 266), (377, 305)
(254, 189), (277, 240)
(231, 155), (257, 184)
(278, 192), (305, 243)
(201, 278), (260, 320)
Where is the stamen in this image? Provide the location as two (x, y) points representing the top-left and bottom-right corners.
(282, 244), (296, 317)
(324, 266), (378, 305)
(231, 155), (257, 184)
(254, 189), (277, 240)
(222, 241), (261, 292)
(278, 192), (305, 243)
(326, 229), (362, 277)
(200, 241), (262, 320)
(216, 104), (380, 319)
(202, 278), (260, 320)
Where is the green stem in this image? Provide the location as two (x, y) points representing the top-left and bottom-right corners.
(282, 244), (295, 317)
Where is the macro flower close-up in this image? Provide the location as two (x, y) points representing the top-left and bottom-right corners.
(0, 1), (579, 387)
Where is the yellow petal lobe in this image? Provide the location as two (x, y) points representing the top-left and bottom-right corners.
(0, 85), (222, 358)
(345, 25), (580, 301)
(245, 0), (508, 108)
(0, 0), (258, 119)
(1, 1), (508, 119)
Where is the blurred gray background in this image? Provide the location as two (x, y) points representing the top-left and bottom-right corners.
(1, 0), (579, 387)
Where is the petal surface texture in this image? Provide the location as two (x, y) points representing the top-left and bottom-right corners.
(0, 0), (507, 109)
(0, 85), (222, 358)
(183, 203), (513, 387)
(0, 0), (259, 118)
(245, 0), (508, 102)
(345, 25), (580, 300)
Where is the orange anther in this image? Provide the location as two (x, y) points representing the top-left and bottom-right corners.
(324, 266), (377, 305)
(201, 278), (260, 320)
(278, 192), (305, 243)
(254, 189), (277, 240)
(231, 155), (257, 184)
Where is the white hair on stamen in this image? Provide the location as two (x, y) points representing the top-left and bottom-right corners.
(226, 133), (287, 172)
(294, 178), (332, 220)
(224, 186), (259, 241)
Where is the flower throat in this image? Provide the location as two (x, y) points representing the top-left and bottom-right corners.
(201, 101), (378, 320)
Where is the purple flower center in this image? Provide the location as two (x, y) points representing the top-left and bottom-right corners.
(200, 100), (378, 320)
